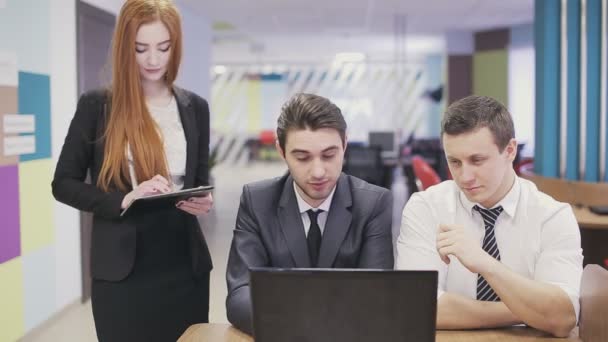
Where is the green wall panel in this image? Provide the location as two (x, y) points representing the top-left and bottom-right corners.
(473, 50), (509, 106)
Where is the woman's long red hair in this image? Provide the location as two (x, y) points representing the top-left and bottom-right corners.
(98, 0), (183, 192)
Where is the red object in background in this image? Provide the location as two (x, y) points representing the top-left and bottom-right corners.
(412, 155), (441, 190)
(604, 259), (608, 268)
(259, 130), (276, 145)
(515, 158), (534, 176)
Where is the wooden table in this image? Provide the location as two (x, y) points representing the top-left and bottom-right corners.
(178, 324), (581, 342)
(572, 206), (608, 230)
(572, 206), (608, 267)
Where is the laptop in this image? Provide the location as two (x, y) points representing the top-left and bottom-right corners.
(250, 268), (437, 342)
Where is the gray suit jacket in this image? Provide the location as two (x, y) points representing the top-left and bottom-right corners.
(226, 172), (394, 334)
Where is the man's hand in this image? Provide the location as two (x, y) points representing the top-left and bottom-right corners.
(436, 223), (495, 274)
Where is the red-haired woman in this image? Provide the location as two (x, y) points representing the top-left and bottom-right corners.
(52, 1), (213, 340)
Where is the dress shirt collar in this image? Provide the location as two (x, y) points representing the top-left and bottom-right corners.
(459, 176), (520, 219)
(293, 181), (336, 214)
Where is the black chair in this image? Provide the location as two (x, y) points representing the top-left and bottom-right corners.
(342, 144), (384, 187)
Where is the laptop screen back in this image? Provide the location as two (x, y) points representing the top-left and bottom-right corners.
(250, 268), (437, 342)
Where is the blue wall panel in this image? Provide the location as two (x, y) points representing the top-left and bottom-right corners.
(17, 72), (51, 162)
(566, 0), (581, 180)
(585, 0), (601, 181)
(605, 1), (608, 182)
(534, 0), (561, 177)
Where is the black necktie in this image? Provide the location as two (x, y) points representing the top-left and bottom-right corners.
(473, 205), (504, 302)
(306, 209), (322, 267)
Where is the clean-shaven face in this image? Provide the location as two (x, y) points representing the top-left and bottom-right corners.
(135, 20), (171, 84)
(279, 128), (345, 208)
(443, 127), (517, 208)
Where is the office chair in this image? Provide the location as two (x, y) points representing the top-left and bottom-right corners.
(412, 155), (441, 191)
(258, 129), (277, 160)
(342, 144), (384, 187)
(579, 264), (608, 342)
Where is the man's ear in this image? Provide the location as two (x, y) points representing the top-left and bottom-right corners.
(505, 138), (518, 162)
(275, 140), (286, 160)
(343, 134), (348, 154)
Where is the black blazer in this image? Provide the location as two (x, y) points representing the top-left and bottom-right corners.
(52, 86), (213, 282)
(226, 173), (394, 334)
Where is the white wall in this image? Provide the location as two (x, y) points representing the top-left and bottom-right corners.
(50, 0), (81, 313)
(49, 0), (122, 318)
(83, 0), (122, 14)
(176, 2), (212, 99)
(508, 24), (535, 157)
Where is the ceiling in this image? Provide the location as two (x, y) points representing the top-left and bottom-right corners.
(183, 0), (534, 63)
(189, 0), (533, 36)
(86, 0), (535, 62)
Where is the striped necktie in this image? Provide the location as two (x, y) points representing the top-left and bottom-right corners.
(473, 205), (504, 302)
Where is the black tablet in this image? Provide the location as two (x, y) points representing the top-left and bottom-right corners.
(120, 185), (214, 217)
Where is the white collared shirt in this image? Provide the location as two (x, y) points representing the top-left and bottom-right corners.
(395, 177), (583, 318)
(293, 181), (336, 237)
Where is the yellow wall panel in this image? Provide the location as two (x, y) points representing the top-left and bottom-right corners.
(0, 257), (25, 341)
(19, 159), (54, 253)
(247, 80), (262, 132)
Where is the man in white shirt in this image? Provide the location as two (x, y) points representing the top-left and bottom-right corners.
(396, 95), (582, 337)
(226, 93), (393, 334)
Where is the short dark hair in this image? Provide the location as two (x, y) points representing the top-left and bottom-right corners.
(441, 95), (515, 151)
(276, 93), (347, 151)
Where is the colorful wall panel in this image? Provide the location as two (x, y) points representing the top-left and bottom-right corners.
(0, 165), (20, 263)
(534, 0), (608, 181)
(473, 28), (510, 108)
(473, 50), (509, 107)
(0, 0), (55, 339)
(0, 258), (25, 342)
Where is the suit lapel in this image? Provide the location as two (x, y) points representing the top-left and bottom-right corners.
(278, 175), (311, 267)
(172, 86), (198, 189)
(318, 174), (352, 268)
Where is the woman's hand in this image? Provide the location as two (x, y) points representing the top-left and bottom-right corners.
(176, 193), (214, 216)
(121, 174), (172, 209)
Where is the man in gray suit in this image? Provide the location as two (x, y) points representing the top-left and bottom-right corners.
(226, 93), (394, 334)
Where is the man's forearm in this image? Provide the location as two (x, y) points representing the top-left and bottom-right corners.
(437, 292), (521, 329)
(483, 259), (576, 337)
(226, 286), (253, 335)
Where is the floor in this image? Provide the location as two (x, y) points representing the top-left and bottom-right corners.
(20, 161), (408, 342)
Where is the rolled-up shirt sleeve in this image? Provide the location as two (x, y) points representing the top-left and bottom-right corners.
(395, 193), (448, 298)
(535, 204), (583, 321)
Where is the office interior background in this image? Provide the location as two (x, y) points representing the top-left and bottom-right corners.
(0, 0), (607, 341)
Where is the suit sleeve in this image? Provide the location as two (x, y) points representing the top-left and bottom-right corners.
(358, 189), (394, 268)
(51, 92), (127, 219)
(194, 96), (210, 186)
(226, 185), (270, 335)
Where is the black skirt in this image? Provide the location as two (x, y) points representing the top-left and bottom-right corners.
(91, 207), (209, 342)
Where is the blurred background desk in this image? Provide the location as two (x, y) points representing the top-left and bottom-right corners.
(521, 170), (608, 268)
(572, 206), (608, 230)
(572, 206), (608, 269)
(178, 324), (581, 342)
